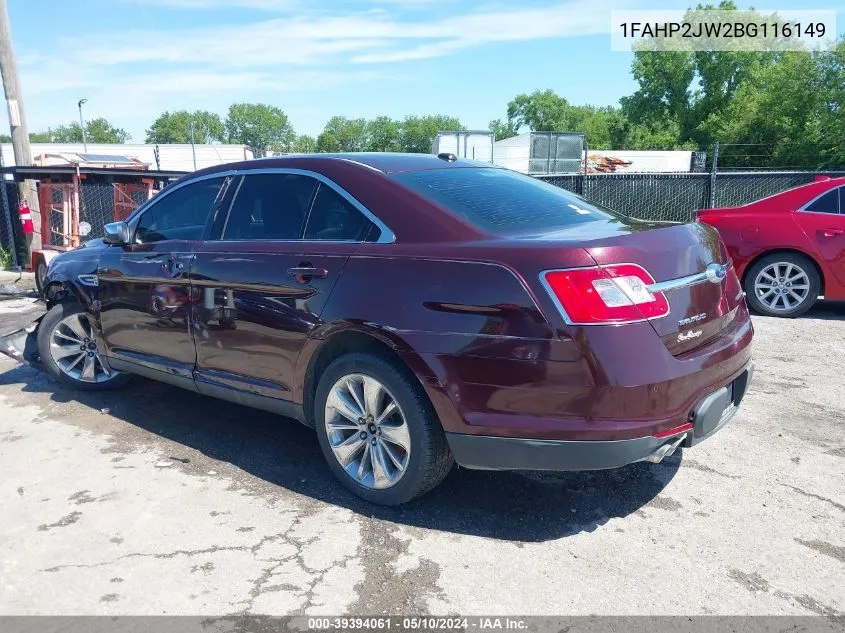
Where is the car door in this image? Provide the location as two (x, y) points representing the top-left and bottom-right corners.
(189, 170), (376, 414)
(794, 186), (845, 287)
(97, 175), (230, 387)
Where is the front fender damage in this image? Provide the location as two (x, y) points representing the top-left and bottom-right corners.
(0, 296), (46, 365)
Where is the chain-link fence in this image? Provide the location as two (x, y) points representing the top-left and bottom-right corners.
(713, 171), (845, 207)
(1, 181), (23, 266)
(77, 182), (150, 240)
(538, 170), (845, 222)
(585, 173), (710, 222)
(540, 174), (583, 196)
(3, 169), (845, 265)
(0, 179), (164, 266)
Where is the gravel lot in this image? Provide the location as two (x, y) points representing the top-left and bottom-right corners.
(0, 301), (843, 617)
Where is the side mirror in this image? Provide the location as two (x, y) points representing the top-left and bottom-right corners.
(103, 221), (131, 245)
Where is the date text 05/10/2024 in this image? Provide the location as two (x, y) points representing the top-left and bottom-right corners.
(305, 617), (528, 630)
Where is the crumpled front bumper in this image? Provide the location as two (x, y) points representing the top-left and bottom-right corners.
(0, 298), (46, 365)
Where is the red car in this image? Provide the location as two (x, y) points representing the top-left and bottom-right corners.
(695, 177), (845, 317)
(34, 154), (753, 505)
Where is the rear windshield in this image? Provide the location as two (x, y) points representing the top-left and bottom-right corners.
(393, 167), (618, 235)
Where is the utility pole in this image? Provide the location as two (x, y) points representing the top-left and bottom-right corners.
(77, 98), (88, 152)
(0, 0), (41, 264)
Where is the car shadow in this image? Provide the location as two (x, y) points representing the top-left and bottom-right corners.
(804, 299), (845, 320)
(1, 362), (680, 543)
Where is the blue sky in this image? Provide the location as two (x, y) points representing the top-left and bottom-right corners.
(3, 0), (843, 143)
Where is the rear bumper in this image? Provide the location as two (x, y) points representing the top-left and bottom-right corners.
(446, 362), (753, 471)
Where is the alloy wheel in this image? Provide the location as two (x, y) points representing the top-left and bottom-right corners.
(753, 262), (811, 312)
(48, 313), (116, 383)
(324, 373), (411, 490)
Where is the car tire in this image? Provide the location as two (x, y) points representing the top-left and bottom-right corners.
(37, 302), (131, 391)
(34, 258), (47, 298)
(314, 351), (453, 505)
(744, 252), (820, 318)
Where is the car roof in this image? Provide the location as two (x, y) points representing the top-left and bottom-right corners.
(198, 152), (497, 176)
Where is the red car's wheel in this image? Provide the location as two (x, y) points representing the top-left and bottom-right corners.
(744, 253), (820, 318)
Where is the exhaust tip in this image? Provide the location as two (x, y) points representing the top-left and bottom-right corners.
(643, 433), (688, 464)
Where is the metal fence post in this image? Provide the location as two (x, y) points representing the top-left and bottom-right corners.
(581, 138), (589, 196)
(709, 142), (719, 209)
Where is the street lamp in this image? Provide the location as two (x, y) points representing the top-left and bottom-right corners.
(77, 98), (88, 152)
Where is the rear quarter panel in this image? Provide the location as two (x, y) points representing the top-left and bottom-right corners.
(296, 254), (587, 435)
(697, 210), (819, 281)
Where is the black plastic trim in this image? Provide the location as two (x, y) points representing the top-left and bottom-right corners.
(195, 379), (307, 424)
(445, 432), (670, 471)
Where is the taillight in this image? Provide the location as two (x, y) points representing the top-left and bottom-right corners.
(541, 264), (669, 325)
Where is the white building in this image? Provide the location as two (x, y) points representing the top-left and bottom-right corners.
(1, 143), (254, 173)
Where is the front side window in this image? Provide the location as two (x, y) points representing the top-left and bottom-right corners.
(135, 177), (225, 243)
(393, 167), (618, 236)
(804, 188), (840, 214)
(304, 184), (374, 241)
(223, 174), (317, 240)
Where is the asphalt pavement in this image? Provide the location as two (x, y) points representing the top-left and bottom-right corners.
(0, 301), (843, 617)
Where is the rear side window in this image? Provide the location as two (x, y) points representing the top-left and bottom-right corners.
(304, 184), (373, 241)
(393, 168), (616, 235)
(135, 177), (225, 243)
(804, 188), (840, 214)
(223, 174), (317, 240)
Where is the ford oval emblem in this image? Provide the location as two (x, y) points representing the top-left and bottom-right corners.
(705, 263), (727, 284)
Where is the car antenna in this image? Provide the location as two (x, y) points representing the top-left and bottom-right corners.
(437, 152), (458, 162)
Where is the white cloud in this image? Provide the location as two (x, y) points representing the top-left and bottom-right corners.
(18, 0), (628, 137)
(119, 0), (300, 10)
(35, 1), (618, 71)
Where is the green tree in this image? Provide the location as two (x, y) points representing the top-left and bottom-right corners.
(292, 134), (316, 153)
(701, 43), (845, 168)
(498, 90), (639, 149)
(506, 89), (572, 131)
(85, 118), (131, 143)
(43, 118), (130, 144)
(224, 103), (295, 153)
(488, 118), (518, 141)
(316, 116), (369, 152)
(620, 1), (791, 149)
(0, 133), (10, 143)
(398, 115), (463, 153)
(29, 131), (52, 142)
(48, 123), (84, 143)
(145, 110), (224, 144)
(366, 116), (401, 152)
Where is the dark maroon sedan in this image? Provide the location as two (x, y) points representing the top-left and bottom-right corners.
(35, 153), (753, 505)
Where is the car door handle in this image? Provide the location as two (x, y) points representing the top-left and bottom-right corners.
(821, 228), (843, 237)
(287, 266), (328, 280)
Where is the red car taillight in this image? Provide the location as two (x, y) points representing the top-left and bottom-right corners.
(541, 264), (669, 325)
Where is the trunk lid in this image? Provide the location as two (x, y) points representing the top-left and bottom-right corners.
(540, 217), (740, 355)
